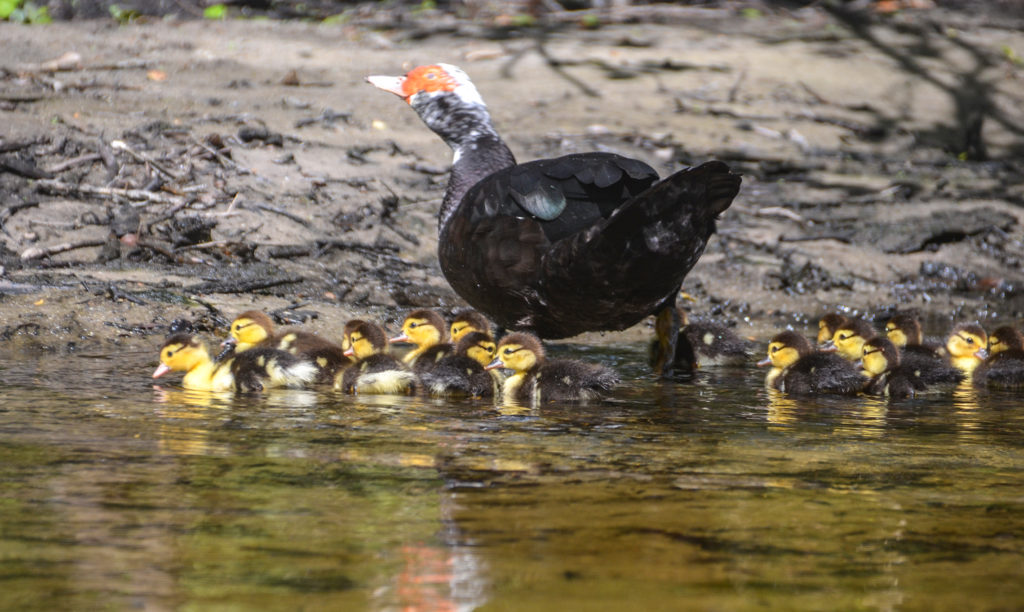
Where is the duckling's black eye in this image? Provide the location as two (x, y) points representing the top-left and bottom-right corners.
(770, 346), (779, 353)
(966, 337), (975, 345)
(408, 322), (418, 329)
(839, 333), (849, 341)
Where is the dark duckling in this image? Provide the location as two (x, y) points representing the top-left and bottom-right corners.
(420, 331), (502, 398)
(817, 313), (849, 347)
(758, 330), (866, 396)
(154, 333), (316, 392)
(226, 310), (348, 383)
(449, 309), (492, 343)
(859, 336), (948, 399)
(337, 321), (418, 395)
(973, 325), (1024, 390)
(883, 311), (956, 384)
(390, 309), (454, 373)
(822, 318), (877, 363)
(650, 307), (751, 372)
(484, 332), (618, 404)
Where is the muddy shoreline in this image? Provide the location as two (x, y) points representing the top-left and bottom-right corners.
(1, 5), (1023, 356)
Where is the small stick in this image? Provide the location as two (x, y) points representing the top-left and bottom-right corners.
(46, 152), (102, 174)
(110, 140), (180, 181)
(36, 179), (185, 206)
(21, 238), (107, 260)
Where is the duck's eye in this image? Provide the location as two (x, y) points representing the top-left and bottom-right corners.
(408, 322), (418, 329)
(839, 333), (849, 341)
(966, 337), (975, 345)
(770, 345), (779, 353)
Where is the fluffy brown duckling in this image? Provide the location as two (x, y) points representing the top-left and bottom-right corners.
(817, 313), (849, 346)
(337, 320), (418, 395)
(420, 331), (502, 397)
(449, 309), (492, 343)
(859, 336), (957, 399)
(758, 330), (865, 395)
(227, 310), (348, 383)
(484, 332), (618, 404)
(650, 307), (751, 372)
(945, 323), (988, 375)
(822, 318), (877, 362)
(153, 333), (316, 392)
(973, 325), (1024, 389)
(390, 309), (454, 372)
(883, 311), (953, 374)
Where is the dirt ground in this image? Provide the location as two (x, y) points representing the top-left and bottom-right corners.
(1, 3), (1023, 355)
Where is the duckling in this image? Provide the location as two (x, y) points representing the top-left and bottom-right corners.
(882, 312), (962, 387)
(758, 330), (865, 395)
(945, 323), (988, 375)
(449, 309), (492, 343)
(860, 336), (940, 399)
(153, 333), (316, 392)
(336, 320), (418, 395)
(484, 332), (618, 404)
(973, 325), (1024, 389)
(823, 318), (877, 362)
(649, 307), (751, 371)
(390, 309), (454, 372)
(227, 310), (348, 383)
(420, 331), (503, 397)
(817, 313), (849, 346)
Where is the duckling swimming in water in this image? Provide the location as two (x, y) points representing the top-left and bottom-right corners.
(823, 318), (877, 362)
(390, 309), (454, 372)
(484, 332), (618, 404)
(153, 333), (317, 392)
(449, 309), (492, 343)
(973, 325), (1024, 389)
(420, 331), (502, 397)
(880, 312), (962, 387)
(860, 336), (943, 399)
(649, 307), (751, 372)
(817, 313), (849, 347)
(758, 330), (865, 395)
(945, 323), (988, 375)
(337, 320), (418, 395)
(226, 310), (348, 383)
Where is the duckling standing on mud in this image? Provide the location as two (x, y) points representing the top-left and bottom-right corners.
(420, 331), (502, 398)
(484, 332), (618, 405)
(973, 325), (1024, 390)
(945, 323), (988, 375)
(390, 309), (454, 372)
(758, 330), (865, 395)
(337, 320), (418, 395)
(449, 309), (492, 343)
(153, 333), (316, 392)
(226, 310), (348, 383)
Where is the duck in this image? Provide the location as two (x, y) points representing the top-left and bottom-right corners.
(153, 333), (316, 392)
(859, 336), (939, 399)
(389, 309), (454, 372)
(883, 311), (962, 387)
(419, 330), (503, 397)
(449, 309), (492, 343)
(484, 332), (618, 404)
(973, 325), (1024, 389)
(336, 320), (418, 395)
(225, 310), (348, 383)
(817, 313), (849, 346)
(945, 323), (988, 375)
(822, 318), (877, 362)
(649, 307), (750, 372)
(367, 64), (741, 377)
(758, 330), (866, 395)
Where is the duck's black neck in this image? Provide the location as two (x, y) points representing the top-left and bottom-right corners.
(411, 93), (516, 232)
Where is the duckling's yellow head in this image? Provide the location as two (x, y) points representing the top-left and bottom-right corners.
(391, 309), (447, 348)
(817, 313), (848, 346)
(153, 334), (209, 378)
(981, 325), (1022, 359)
(450, 309), (491, 343)
(230, 310), (275, 348)
(829, 319), (876, 362)
(861, 337), (899, 378)
(456, 331), (496, 367)
(884, 313), (922, 348)
(486, 332), (544, 374)
(757, 331), (811, 369)
(946, 323), (987, 373)
(343, 321), (390, 360)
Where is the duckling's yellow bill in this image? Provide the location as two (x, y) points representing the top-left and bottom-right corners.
(152, 363), (172, 379)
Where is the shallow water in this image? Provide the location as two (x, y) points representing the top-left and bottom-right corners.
(2, 343), (1023, 611)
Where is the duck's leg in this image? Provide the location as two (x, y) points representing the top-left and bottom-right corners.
(652, 304), (681, 379)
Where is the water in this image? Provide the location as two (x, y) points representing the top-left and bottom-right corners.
(2, 343), (1023, 610)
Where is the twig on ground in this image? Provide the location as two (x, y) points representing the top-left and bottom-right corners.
(21, 238), (107, 260)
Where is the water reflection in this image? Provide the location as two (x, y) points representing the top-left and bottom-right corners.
(1, 346), (1023, 610)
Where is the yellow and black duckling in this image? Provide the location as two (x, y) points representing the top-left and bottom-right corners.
(881, 312), (963, 387)
(650, 307), (751, 372)
(758, 330), (866, 395)
(823, 318), (877, 362)
(336, 320), (418, 395)
(973, 325), (1024, 389)
(484, 332), (618, 404)
(226, 310), (348, 383)
(817, 313), (849, 346)
(390, 309), (454, 372)
(860, 336), (942, 399)
(420, 331), (503, 397)
(153, 333), (316, 392)
(449, 309), (492, 343)
(945, 323), (988, 375)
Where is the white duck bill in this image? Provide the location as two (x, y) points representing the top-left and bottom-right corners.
(366, 75), (405, 97)
(152, 363), (172, 379)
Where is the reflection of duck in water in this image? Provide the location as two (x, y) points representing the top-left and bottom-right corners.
(485, 332), (618, 404)
(945, 323), (988, 376)
(337, 321), (418, 395)
(153, 333), (316, 392)
(758, 330), (865, 395)
(973, 325), (1024, 390)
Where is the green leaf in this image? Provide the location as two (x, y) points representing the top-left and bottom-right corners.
(203, 3), (227, 20)
(0, 0), (21, 20)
